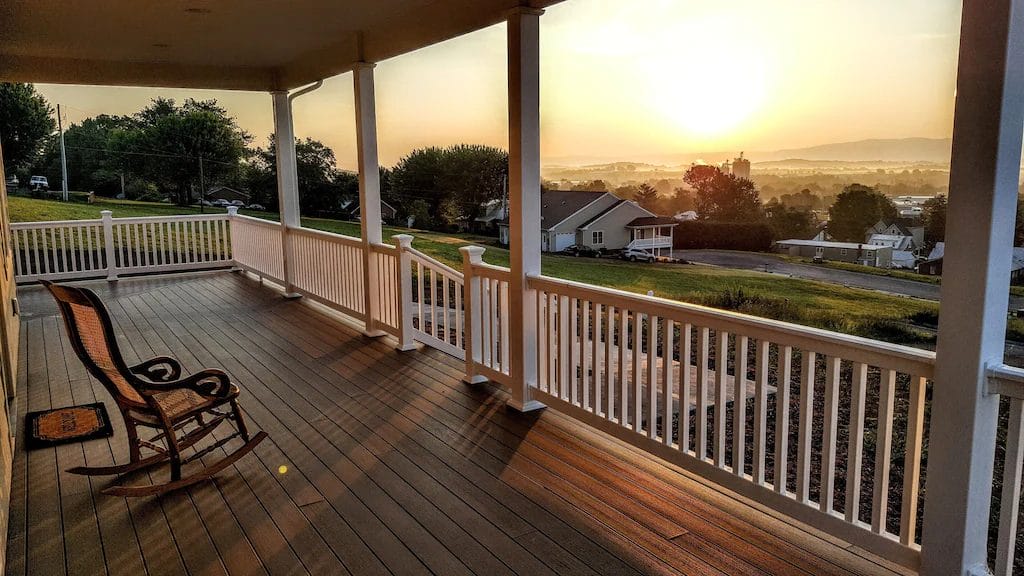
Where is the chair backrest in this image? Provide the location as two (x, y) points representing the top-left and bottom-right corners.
(43, 281), (145, 406)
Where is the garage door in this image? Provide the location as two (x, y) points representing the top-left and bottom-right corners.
(553, 233), (575, 252)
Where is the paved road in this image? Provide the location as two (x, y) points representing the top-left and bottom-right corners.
(675, 249), (1024, 309)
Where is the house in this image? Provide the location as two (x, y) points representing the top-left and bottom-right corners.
(919, 242), (1024, 284)
(3, 2), (1023, 575)
(918, 242), (945, 275)
(864, 220), (925, 269)
(340, 198), (398, 223)
(472, 198), (507, 234)
(497, 190), (675, 255)
(204, 185), (250, 204)
(775, 238), (893, 267)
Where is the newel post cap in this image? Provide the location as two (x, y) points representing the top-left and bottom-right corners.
(459, 245), (485, 264)
(392, 234), (414, 249)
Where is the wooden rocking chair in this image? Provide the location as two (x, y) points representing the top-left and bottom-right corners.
(43, 280), (267, 497)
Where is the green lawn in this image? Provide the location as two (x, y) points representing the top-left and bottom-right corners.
(9, 195), (233, 221)
(780, 254), (941, 284)
(9, 196), (950, 346)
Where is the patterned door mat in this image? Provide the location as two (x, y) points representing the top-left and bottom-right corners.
(25, 403), (114, 450)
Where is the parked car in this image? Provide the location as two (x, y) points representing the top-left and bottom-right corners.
(4, 175), (18, 189)
(211, 198), (230, 207)
(562, 244), (601, 258)
(621, 247), (655, 263)
(247, 203), (265, 211)
(29, 175), (48, 192)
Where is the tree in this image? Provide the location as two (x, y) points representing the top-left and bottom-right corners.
(572, 179), (608, 192)
(634, 183), (659, 211)
(669, 187), (697, 214)
(248, 135), (356, 215)
(765, 200), (815, 240)
(0, 83), (55, 173)
(436, 144), (508, 224)
(682, 164), (721, 196)
(827, 184), (897, 242)
(390, 147), (446, 228)
(389, 144), (508, 230)
(684, 165), (763, 222)
(118, 98), (250, 205)
(921, 195), (947, 248)
(37, 114), (132, 195)
(1017, 195), (1024, 247)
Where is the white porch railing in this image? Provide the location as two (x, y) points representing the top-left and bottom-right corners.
(404, 241), (465, 358)
(12, 210), (232, 282)
(230, 213), (284, 284)
(522, 272), (934, 568)
(18, 211), (987, 571)
(627, 235), (672, 251)
(984, 364), (1024, 576)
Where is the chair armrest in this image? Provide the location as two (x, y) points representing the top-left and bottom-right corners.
(130, 356), (183, 382)
(137, 368), (234, 399)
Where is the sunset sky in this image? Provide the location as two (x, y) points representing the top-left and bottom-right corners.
(33, 0), (962, 170)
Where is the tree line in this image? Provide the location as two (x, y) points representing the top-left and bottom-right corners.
(0, 83), (510, 231)
(9, 82), (1013, 249)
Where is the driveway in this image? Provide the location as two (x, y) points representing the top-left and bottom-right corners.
(675, 249), (1024, 309)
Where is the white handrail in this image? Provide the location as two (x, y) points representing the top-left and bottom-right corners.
(406, 246), (464, 281)
(529, 274), (935, 377)
(524, 270), (932, 568)
(13, 210), (233, 282)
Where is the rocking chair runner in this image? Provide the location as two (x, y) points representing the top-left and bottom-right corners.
(43, 280), (267, 497)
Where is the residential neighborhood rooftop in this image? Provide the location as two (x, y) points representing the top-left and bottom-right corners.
(775, 238), (890, 251)
(625, 216), (679, 227)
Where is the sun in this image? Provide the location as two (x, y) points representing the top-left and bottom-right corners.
(645, 18), (772, 140)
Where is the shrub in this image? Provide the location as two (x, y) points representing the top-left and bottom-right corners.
(906, 309), (939, 327)
(673, 221), (774, 252)
(701, 288), (802, 323)
(851, 318), (935, 345)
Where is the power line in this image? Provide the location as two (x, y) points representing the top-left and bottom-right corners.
(63, 145), (237, 166)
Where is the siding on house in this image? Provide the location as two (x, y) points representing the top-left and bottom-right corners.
(497, 190), (661, 252)
(577, 200), (657, 250)
(546, 193), (618, 236)
(775, 239), (893, 267)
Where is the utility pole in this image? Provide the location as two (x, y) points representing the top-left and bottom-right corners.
(57, 104), (69, 202)
(198, 156), (205, 214)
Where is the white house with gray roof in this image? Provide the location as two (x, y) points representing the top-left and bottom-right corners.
(498, 190), (676, 254)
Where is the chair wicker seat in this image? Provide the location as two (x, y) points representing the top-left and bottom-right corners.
(43, 280), (267, 497)
(128, 386), (236, 426)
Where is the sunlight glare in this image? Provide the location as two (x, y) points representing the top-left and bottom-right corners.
(646, 15), (772, 140)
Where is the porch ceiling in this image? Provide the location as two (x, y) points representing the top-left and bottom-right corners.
(0, 0), (561, 91)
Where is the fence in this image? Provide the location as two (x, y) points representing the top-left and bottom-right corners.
(985, 364), (1024, 575)
(22, 211), (1000, 572)
(12, 210), (232, 282)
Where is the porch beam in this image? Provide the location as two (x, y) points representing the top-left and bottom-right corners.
(921, 1), (1024, 574)
(354, 62), (385, 336)
(271, 90), (301, 297)
(506, 6), (545, 412)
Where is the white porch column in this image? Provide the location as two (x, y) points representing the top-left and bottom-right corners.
(921, 1), (1024, 574)
(506, 7), (545, 412)
(271, 90), (301, 297)
(354, 62), (385, 337)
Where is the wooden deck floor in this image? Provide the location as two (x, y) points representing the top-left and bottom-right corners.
(7, 272), (910, 576)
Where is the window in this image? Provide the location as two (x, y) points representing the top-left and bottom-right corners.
(840, 248), (848, 255)
(592, 230), (604, 244)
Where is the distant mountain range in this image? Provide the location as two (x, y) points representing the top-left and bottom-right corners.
(543, 137), (954, 169)
(759, 137), (952, 163)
